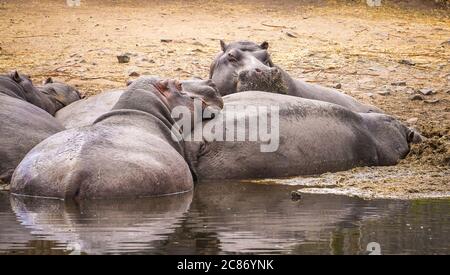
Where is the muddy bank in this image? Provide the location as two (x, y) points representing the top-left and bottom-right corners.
(409, 123), (450, 167)
(248, 162), (450, 200)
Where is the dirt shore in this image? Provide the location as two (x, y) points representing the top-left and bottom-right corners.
(0, 0), (449, 199)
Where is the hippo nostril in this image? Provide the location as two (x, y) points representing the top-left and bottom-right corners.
(255, 68), (262, 73)
(238, 71), (247, 80)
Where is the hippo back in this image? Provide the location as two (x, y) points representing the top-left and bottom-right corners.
(55, 90), (124, 129)
(11, 87), (194, 199)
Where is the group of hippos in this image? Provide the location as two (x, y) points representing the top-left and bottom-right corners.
(0, 40), (422, 200)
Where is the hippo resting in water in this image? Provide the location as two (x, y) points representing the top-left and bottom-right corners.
(55, 77), (222, 129)
(0, 94), (65, 184)
(185, 91), (416, 180)
(11, 77), (223, 200)
(0, 71), (81, 115)
(210, 40), (382, 113)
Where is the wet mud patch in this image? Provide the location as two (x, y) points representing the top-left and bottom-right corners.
(249, 163), (450, 199)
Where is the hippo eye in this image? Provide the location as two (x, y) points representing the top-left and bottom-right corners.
(175, 81), (182, 91)
(228, 53), (238, 63)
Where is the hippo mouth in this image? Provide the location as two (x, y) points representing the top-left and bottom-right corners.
(236, 67), (288, 94)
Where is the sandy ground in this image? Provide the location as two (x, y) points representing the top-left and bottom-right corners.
(0, 0), (449, 199)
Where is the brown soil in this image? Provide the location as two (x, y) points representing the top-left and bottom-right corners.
(0, 0), (449, 199)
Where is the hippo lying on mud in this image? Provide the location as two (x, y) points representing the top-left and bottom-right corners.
(55, 77), (223, 129)
(37, 77), (82, 114)
(210, 41), (381, 113)
(11, 78), (222, 200)
(0, 94), (65, 184)
(0, 71), (81, 115)
(185, 91), (416, 180)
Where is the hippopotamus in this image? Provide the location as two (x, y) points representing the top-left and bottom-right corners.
(0, 94), (65, 184)
(0, 71), (81, 115)
(37, 77), (82, 113)
(185, 91), (415, 180)
(55, 76), (223, 129)
(210, 40), (382, 113)
(11, 78), (222, 200)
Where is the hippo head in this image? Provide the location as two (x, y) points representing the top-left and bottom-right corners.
(219, 40), (271, 54)
(180, 79), (223, 110)
(128, 76), (223, 111)
(210, 40), (286, 95)
(8, 70), (38, 96)
(151, 79), (222, 115)
(364, 113), (422, 163)
(40, 77), (82, 111)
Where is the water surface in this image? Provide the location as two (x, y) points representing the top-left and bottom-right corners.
(0, 182), (449, 254)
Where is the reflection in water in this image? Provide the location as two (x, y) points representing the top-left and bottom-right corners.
(4, 191), (193, 255)
(0, 182), (449, 254)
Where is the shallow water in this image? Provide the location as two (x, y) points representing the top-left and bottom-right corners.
(0, 181), (449, 255)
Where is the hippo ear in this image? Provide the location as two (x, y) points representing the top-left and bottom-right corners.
(44, 77), (53, 84)
(153, 80), (170, 97)
(407, 130), (415, 143)
(260, 41), (269, 50)
(206, 79), (217, 90)
(12, 71), (21, 82)
(220, 40), (227, 52)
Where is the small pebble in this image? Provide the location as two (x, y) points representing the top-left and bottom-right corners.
(399, 59), (415, 66)
(406, 117), (418, 124)
(409, 94), (424, 101)
(286, 32), (298, 38)
(424, 99), (440, 104)
(117, 54), (130, 63)
(418, 88), (433, 96)
(391, 81), (407, 86)
(291, 191), (302, 201)
(377, 91), (390, 96)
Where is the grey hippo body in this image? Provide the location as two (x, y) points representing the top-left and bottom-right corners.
(187, 91), (414, 180)
(0, 94), (65, 184)
(55, 89), (124, 129)
(210, 41), (381, 113)
(0, 72), (81, 115)
(55, 77), (222, 129)
(11, 78), (221, 200)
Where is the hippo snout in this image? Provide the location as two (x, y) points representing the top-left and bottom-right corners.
(236, 67), (287, 94)
(238, 67), (279, 81)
